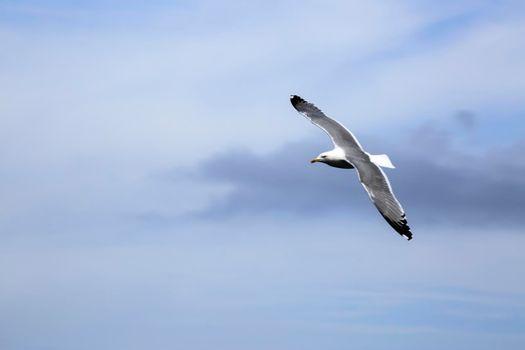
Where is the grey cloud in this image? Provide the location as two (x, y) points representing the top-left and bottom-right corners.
(455, 110), (477, 129)
(188, 119), (525, 228)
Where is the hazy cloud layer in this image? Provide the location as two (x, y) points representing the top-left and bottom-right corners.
(2, 222), (525, 350)
(2, 1), (525, 350)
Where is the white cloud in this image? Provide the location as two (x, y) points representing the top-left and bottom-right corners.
(1, 0), (524, 241)
(335, 16), (525, 126)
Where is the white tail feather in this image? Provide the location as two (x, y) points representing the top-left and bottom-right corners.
(369, 154), (395, 169)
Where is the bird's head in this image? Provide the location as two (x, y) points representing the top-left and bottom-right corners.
(310, 148), (347, 166)
(310, 152), (330, 164)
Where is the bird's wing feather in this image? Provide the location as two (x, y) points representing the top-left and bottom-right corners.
(290, 95), (364, 154)
(354, 159), (412, 240)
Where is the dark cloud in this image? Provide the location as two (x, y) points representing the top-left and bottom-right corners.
(194, 140), (365, 216)
(455, 110), (478, 129)
(188, 120), (525, 228)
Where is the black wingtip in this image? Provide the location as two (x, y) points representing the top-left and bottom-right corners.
(290, 95), (304, 108)
(399, 224), (413, 241)
(400, 226), (413, 240)
(380, 213), (413, 241)
(397, 214), (413, 241)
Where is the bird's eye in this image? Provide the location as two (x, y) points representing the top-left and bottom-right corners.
(321, 155), (327, 158)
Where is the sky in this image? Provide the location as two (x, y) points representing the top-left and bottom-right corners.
(1, 0), (525, 349)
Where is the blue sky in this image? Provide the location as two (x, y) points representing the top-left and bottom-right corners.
(1, 1), (525, 349)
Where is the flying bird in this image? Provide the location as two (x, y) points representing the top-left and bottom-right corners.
(290, 95), (412, 240)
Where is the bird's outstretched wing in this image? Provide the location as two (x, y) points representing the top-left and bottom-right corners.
(290, 95), (364, 154)
(354, 159), (412, 240)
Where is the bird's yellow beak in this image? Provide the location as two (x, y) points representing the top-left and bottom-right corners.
(310, 158), (321, 163)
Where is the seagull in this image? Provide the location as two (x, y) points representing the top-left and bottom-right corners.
(290, 95), (412, 240)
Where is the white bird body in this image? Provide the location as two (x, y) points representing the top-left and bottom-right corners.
(318, 148), (395, 169)
(290, 95), (412, 240)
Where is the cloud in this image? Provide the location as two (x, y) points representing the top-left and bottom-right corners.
(2, 221), (525, 350)
(2, 2), (525, 350)
(2, 0), (525, 237)
(189, 115), (525, 228)
(455, 110), (477, 129)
